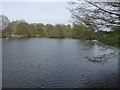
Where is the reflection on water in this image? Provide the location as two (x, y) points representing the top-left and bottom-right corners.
(2, 38), (118, 88)
(84, 41), (118, 64)
(85, 52), (117, 64)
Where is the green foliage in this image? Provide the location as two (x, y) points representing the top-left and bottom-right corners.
(97, 36), (119, 47)
(16, 22), (33, 37)
(45, 24), (71, 38)
(96, 28), (119, 47)
(45, 24), (55, 38)
(2, 20), (119, 48)
(2, 21), (96, 39)
(2, 23), (13, 38)
(36, 24), (48, 37)
(72, 24), (96, 40)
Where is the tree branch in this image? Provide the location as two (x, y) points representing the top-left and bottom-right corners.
(87, 1), (120, 17)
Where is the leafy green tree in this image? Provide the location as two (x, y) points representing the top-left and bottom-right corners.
(16, 22), (33, 37)
(36, 23), (48, 37)
(72, 24), (95, 40)
(2, 23), (13, 38)
(45, 24), (55, 38)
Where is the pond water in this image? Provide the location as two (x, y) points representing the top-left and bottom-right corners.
(2, 38), (118, 88)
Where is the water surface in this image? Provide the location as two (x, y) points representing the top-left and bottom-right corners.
(2, 38), (118, 88)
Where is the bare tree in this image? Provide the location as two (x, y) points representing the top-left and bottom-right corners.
(68, 1), (120, 31)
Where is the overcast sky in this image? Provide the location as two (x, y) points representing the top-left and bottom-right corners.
(1, 1), (71, 24)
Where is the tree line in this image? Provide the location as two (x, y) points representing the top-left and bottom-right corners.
(2, 19), (119, 47)
(2, 20), (96, 40)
